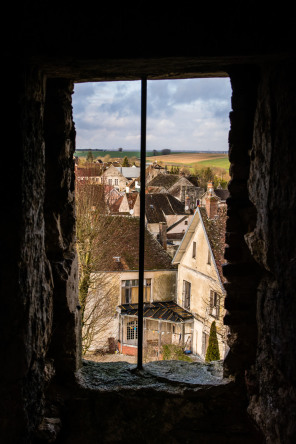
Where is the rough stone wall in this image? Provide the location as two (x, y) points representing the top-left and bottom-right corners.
(224, 62), (296, 443)
(0, 72), (81, 443)
(0, 67), (53, 442)
(43, 79), (81, 380)
(223, 66), (261, 380)
(245, 63), (296, 444)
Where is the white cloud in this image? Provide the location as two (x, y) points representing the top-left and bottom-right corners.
(73, 78), (232, 151)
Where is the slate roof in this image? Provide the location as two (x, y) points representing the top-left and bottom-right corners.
(116, 166), (141, 179)
(94, 215), (176, 271)
(145, 194), (186, 223)
(118, 301), (194, 322)
(147, 174), (180, 189)
(214, 189), (229, 201)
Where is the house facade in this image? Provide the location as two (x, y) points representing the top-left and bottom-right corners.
(85, 216), (193, 357)
(172, 190), (228, 360)
(100, 165), (129, 190)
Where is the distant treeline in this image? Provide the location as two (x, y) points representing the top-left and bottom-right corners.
(152, 149), (171, 156)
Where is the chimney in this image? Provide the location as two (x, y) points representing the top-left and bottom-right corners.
(207, 181), (214, 193)
(184, 195), (191, 214)
(159, 222), (167, 250)
(205, 181), (218, 219)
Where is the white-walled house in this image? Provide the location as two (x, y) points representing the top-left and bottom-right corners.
(84, 216), (193, 357)
(172, 190), (228, 360)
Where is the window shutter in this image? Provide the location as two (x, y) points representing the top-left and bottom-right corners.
(210, 290), (214, 308)
(216, 295), (220, 319)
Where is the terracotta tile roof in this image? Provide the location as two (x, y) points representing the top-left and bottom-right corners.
(145, 194), (186, 223)
(94, 216), (176, 271)
(199, 206), (227, 283)
(75, 166), (102, 177)
(126, 193), (138, 209)
(119, 301), (193, 322)
(109, 196), (124, 213)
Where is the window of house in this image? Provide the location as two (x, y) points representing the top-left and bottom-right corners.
(182, 280), (191, 310)
(108, 179), (112, 185)
(114, 178), (118, 186)
(127, 320), (138, 341)
(192, 241), (196, 258)
(207, 250), (211, 265)
(209, 290), (220, 319)
(121, 279), (151, 304)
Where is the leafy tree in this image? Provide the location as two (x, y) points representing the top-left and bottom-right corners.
(86, 150), (94, 163)
(122, 156), (130, 167)
(170, 165), (179, 174)
(205, 321), (221, 362)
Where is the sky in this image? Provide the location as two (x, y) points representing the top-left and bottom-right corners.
(72, 78), (232, 152)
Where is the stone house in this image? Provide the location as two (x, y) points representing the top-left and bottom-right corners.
(145, 162), (167, 183)
(147, 174), (203, 208)
(172, 190), (228, 360)
(145, 193), (193, 241)
(100, 164), (130, 190)
(85, 216), (193, 356)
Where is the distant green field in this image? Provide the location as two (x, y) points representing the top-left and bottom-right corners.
(193, 157), (230, 170)
(74, 150), (143, 158)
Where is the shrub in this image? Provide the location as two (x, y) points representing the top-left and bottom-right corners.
(162, 344), (193, 362)
(205, 321), (220, 362)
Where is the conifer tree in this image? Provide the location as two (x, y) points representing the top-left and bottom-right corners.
(122, 156), (130, 167)
(205, 321), (220, 362)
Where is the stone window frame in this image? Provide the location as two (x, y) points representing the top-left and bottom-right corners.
(44, 66), (260, 385)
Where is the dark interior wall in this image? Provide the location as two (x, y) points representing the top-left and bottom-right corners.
(246, 63), (296, 442)
(0, 67), (53, 441)
(1, 3), (296, 443)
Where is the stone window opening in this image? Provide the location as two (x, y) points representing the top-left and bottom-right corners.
(72, 75), (232, 370)
(7, 33), (292, 439)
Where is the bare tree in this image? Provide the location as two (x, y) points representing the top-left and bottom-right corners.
(75, 179), (119, 354)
